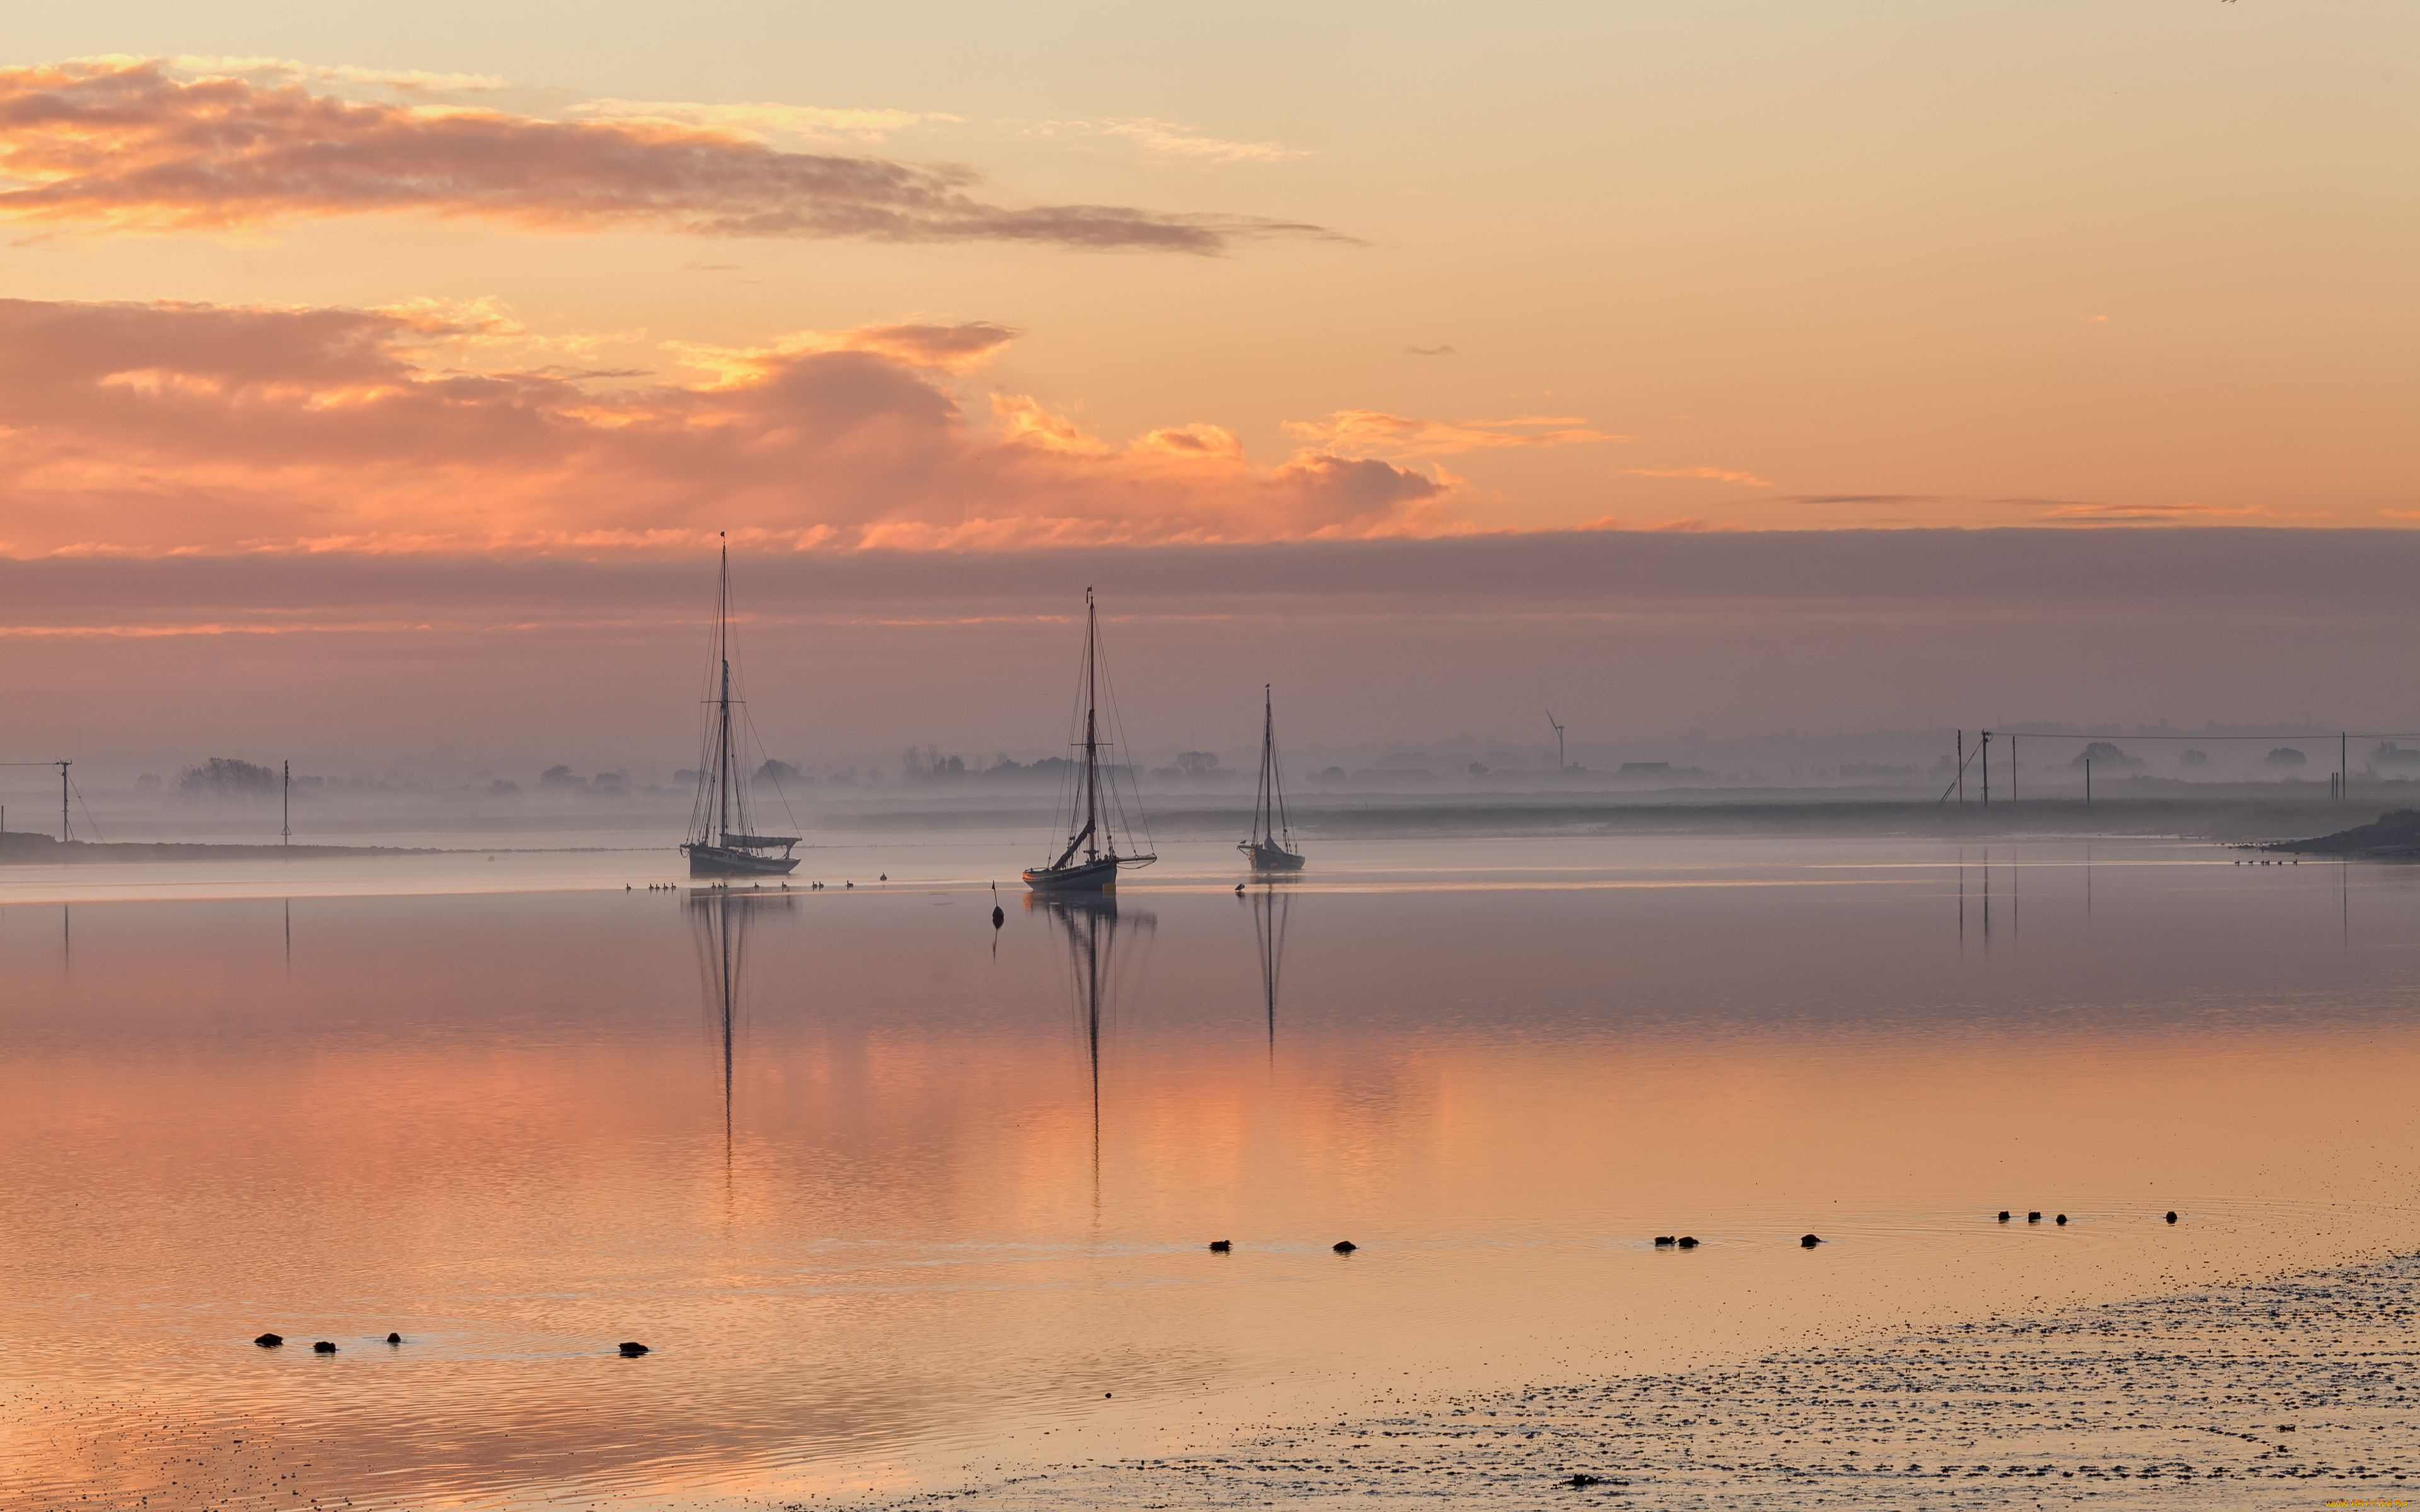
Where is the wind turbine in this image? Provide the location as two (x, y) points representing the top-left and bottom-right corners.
(1546, 711), (1565, 772)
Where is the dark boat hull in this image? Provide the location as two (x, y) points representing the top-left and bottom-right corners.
(1023, 856), (1122, 893)
(684, 844), (800, 878)
(1242, 840), (1306, 873)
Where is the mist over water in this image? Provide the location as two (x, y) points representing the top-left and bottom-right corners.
(3, 835), (2418, 1508)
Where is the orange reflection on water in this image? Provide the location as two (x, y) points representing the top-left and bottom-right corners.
(3, 842), (2418, 1508)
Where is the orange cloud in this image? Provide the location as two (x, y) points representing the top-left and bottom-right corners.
(1281, 411), (1625, 461)
(2032, 501), (2274, 524)
(0, 298), (1444, 557)
(1027, 117), (1308, 165)
(0, 59), (1332, 251)
(1622, 466), (1775, 488)
(1574, 514), (1744, 534)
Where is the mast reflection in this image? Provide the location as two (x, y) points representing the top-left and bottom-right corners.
(1248, 884), (1291, 1057)
(1030, 894), (1153, 1196)
(689, 886), (795, 1171)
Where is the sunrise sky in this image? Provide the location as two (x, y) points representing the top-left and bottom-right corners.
(4, 1), (2417, 767)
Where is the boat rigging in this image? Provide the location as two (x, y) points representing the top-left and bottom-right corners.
(681, 537), (801, 878)
(1238, 682), (1305, 873)
(1024, 590), (1156, 893)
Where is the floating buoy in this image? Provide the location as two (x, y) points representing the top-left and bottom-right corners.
(1653, 1236), (1676, 1247)
(2027, 1211), (2042, 1223)
(2056, 1213), (2068, 1226)
(312, 1341), (337, 1354)
(992, 905), (1005, 927)
(2165, 1210), (2179, 1224)
(386, 1332), (402, 1344)
(1800, 1233), (1823, 1248)
(618, 1341), (650, 1357)
(1209, 1239), (1232, 1252)
(1235, 883), (1245, 895)
(254, 1332), (283, 1348)
(1332, 1240), (1358, 1254)
(1997, 1211), (2010, 1222)
(1676, 1236), (1699, 1250)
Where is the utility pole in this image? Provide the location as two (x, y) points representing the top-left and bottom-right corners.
(282, 760), (291, 847)
(1981, 732), (1991, 807)
(1956, 731), (1964, 803)
(59, 760), (70, 843)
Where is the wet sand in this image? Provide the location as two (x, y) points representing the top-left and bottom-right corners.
(870, 1247), (2420, 1509)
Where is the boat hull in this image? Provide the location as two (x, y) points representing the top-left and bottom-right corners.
(684, 844), (800, 878)
(1023, 857), (1122, 893)
(1242, 841), (1306, 873)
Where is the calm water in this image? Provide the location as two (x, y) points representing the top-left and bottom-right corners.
(4, 835), (2419, 1509)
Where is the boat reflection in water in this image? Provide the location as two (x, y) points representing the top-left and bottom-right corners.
(1247, 883), (1292, 1054)
(1030, 893), (1153, 1189)
(688, 885), (794, 1166)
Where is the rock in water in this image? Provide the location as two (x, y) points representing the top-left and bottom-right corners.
(1800, 1233), (1823, 1248)
(1209, 1239), (1232, 1252)
(253, 1332), (284, 1348)
(386, 1332), (403, 1344)
(618, 1341), (651, 1357)
(311, 1341), (337, 1353)
(1332, 1240), (1358, 1254)
(1567, 1473), (1606, 1487)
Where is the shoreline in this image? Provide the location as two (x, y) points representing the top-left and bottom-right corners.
(852, 1247), (2420, 1510)
(0, 794), (2400, 864)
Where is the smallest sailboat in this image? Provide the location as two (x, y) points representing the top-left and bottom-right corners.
(681, 537), (801, 878)
(1239, 683), (1305, 872)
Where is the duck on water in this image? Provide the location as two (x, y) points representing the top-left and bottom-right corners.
(681, 536), (801, 879)
(1025, 590), (1156, 894)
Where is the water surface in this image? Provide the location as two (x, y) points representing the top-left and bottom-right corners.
(3, 835), (2417, 1508)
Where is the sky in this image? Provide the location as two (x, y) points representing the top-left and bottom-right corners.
(1, 2), (2416, 770)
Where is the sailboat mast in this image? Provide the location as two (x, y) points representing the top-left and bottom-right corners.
(1258, 684), (1274, 845)
(1083, 590), (1100, 862)
(715, 537), (734, 846)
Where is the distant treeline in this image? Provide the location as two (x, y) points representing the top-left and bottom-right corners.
(176, 757), (284, 800)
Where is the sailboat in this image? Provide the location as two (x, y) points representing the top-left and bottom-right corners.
(681, 537), (802, 878)
(1238, 683), (1305, 872)
(1024, 590), (1156, 893)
